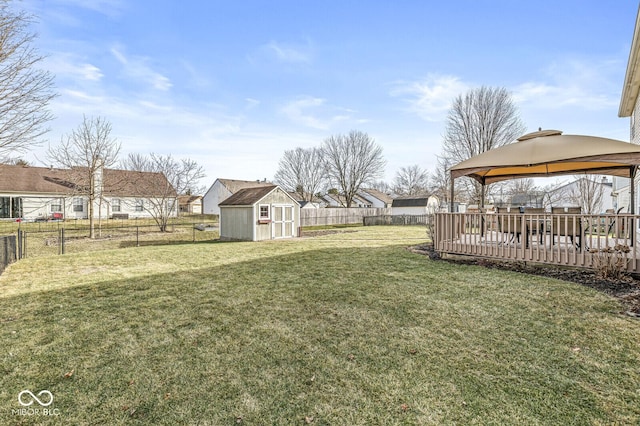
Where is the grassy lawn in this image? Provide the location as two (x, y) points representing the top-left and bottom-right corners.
(0, 226), (638, 425)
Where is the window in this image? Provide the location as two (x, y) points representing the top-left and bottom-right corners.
(73, 198), (84, 212)
(259, 204), (270, 221)
(135, 199), (144, 212)
(112, 199), (121, 212)
(50, 201), (62, 212)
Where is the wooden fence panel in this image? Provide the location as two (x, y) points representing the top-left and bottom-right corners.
(301, 208), (391, 226)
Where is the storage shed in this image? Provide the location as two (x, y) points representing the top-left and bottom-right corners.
(219, 185), (300, 241)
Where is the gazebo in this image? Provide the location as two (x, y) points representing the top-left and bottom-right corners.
(449, 129), (640, 212)
(435, 130), (640, 272)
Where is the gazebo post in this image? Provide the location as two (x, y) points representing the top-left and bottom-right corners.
(449, 173), (455, 213)
(480, 180), (486, 238)
(631, 166), (637, 215)
(631, 166), (637, 247)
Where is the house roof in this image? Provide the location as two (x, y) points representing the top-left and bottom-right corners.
(218, 178), (272, 193)
(392, 197), (430, 207)
(620, 4), (640, 117)
(219, 185), (278, 206)
(359, 188), (394, 204)
(178, 195), (202, 204)
(0, 164), (176, 197)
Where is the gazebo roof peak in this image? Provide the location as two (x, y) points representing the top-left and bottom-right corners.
(517, 129), (563, 142)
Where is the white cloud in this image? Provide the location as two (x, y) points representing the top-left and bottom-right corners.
(44, 55), (103, 81)
(245, 98), (261, 109)
(110, 46), (172, 91)
(513, 58), (621, 110)
(53, 0), (125, 17)
(265, 40), (312, 63)
(390, 74), (470, 121)
(280, 97), (361, 130)
(281, 97), (328, 129)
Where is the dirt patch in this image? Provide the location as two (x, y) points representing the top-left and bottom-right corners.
(410, 244), (640, 318)
(301, 229), (359, 238)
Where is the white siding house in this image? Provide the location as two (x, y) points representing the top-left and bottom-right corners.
(619, 6), (640, 214)
(0, 164), (178, 221)
(202, 178), (273, 215)
(219, 185), (300, 241)
(358, 188), (393, 208)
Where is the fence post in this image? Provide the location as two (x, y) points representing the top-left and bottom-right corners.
(193, 225), (196, 242)
(136, 226), (139, 247)
(17, 230), (21, 260)
(61, 227), (65, 255)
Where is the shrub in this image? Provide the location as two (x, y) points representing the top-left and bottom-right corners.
(592, 244), (631, 280)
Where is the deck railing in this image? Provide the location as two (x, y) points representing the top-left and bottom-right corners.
(434, 212), (639, 272)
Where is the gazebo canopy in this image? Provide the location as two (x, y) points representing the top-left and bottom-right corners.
(450, 130), (640, 185)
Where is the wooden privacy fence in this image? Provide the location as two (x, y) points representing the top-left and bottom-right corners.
(434, 212), (640, 273)
(301, 208), (391, 226)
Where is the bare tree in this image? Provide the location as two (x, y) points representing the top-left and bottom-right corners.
(123, 153), (205, 231)
(47, 116), (120, 238)
(0, 2), (56, 159)
(442, 86), (525, 205)
(322, 130), (385, 207)
(568, 176), (606, 214)
(368, 180), (392, 194)
(393, 164), (430, 196)
(430, 155), (459, 210)
(274, 147), (326, 202)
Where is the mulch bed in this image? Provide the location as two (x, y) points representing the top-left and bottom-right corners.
(410, 244), (640, 318)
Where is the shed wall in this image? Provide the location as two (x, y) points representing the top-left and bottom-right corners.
(220, 206), (253, 241)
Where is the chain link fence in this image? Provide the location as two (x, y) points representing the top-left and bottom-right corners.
(16, 222), (219, 259)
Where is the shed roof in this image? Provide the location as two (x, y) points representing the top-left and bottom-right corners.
(219, 185), (278, 206)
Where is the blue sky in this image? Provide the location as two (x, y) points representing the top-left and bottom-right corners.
(20, 0), (639, 188)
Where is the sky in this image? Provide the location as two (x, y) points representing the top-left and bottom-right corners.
(17, 0), (640, 190)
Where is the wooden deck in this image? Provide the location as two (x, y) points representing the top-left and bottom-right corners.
(434, 212), (640, 272)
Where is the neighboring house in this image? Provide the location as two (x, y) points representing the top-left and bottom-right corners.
(288, 191), (327, 209)
(618, 7), (640, 213)
(219, 185), (300, 241)
(546, 177), (614, 214)
(203, 178), (272, 215)
(321, 193), (372, 207)
(0, 164), (177, 221)
(391, 196), (440, 215)
(358, 188), (394, 208)
(178, 195), (202, 214)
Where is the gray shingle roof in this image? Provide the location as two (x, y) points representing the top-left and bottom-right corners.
(392, 197), (430, 207)
(218, 178), (272, 193)
(219, 185), (277, 206)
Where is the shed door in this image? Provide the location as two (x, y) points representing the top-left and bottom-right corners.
(272, 205), (295, 238)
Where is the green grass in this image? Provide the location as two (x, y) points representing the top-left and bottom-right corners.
(0, 227), (639, 425)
